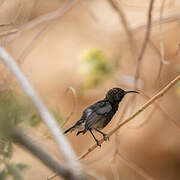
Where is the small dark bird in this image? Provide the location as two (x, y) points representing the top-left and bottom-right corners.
(64, 88), (138, 146)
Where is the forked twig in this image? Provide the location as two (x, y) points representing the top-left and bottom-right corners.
(78, 74), (180, 160)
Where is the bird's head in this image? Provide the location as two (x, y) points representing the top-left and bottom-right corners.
(105, 88), (138, 104)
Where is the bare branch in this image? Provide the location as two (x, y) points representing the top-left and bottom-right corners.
(16, 22), (54, 65)
(78, 74), (180, 160)
(0, 46), (82, 174)
(159, 0), (169, 65)
(7, 0), (78, 42)
(175, 44), (180, 56)
(109, 0), (137, 58)
(62, 87), (77, 127)
(134, 0), (155, 87)
(117, 151), (156, 180)
(12, 128), (86, 180)
(148, 39), (163, 82)
(140, 91), (180, 130)
(132, 12), (180, 32)
(0, 29), (18, 38)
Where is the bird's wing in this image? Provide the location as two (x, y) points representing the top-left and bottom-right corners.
(96, 103), (112, 115)
(84, 101), (112, 131)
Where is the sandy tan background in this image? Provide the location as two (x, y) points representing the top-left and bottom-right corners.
(1, 0), (180, 179)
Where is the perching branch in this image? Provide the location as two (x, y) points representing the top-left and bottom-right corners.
(0, 46), (82, 174)
(78, 74), (180, 160)
(12, 128), (86, 180)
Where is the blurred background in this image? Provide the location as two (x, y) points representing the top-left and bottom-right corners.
(0, 0), (180, 179)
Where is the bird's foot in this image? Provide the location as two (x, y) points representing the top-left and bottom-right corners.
(96, 140), (101, 147)
(76, 131), (83, 136)
(103, 134), (109, 141)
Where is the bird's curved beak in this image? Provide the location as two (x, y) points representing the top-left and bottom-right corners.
(125, 90), (139, 94)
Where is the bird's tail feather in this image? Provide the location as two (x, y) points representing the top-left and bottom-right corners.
(64, 126), (76, 134)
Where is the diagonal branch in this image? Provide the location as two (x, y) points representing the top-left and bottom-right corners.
(12, 127), (86, 180)
(78, 74), (180, 160)
(132, 12), (180, 32)
(0, 46), (82, 174)
(7, 0), (78, 42)
(109, 0), (137, 58)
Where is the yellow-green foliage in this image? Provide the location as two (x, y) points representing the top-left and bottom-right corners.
(79, 49), (119, 88)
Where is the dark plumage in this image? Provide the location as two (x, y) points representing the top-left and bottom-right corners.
(64, 88), (138, 146)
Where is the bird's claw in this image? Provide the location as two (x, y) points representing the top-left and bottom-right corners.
(96, 140), (101, 147)
(76, 131), (83, 136)
(103, 134), (109, 141)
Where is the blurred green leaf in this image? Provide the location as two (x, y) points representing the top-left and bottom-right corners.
(51, 110), (64, 125)
(15, 163), (28, 171)
(79, 49), (119, 88)
(0, 169), (8, 180)
(0, 141), (13, 159)
(0, 90), (42, 131)
(7, 163), (23, 180)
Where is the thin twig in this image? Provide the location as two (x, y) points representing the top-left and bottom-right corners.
(110, 162), (120, 180)
(175, 44), (180, 56)
(130, 0), (155, 118)
(132, 12), (180, 32)
(7, 0), (78, 42)
(0, 29), (18, 38)
(0, 46), (82, 174)
(159, 0), (169, 65)
(140, 91), (180, 130)
(109, 0), (137, 58)
(16, 0), (78, 65)
(112, 108), (156, 179)
(62, 87), (77, 127)
(147, 39), (164, 85)
(47, 173), (57, 180)
(78, 74), (180, 160)
(128, 106), (156, 129)
(134, 0), (155, 87)
(12, 128), (86, 180)
(16, 21), (54, 65)
(116, 151), (156, 180)
(156, 0), (169, 82)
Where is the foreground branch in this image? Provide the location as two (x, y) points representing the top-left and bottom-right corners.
(0, 46), (82, 173)
(12, 128), (86, 180)
(78, 74), (180, 160)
